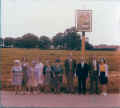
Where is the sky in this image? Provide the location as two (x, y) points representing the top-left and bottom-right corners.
(1, 0), (120, 45)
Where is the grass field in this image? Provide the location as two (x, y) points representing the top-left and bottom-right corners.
(0, 48), (120, 93)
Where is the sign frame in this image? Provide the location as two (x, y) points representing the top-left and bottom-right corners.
(75, 10), (92, 32)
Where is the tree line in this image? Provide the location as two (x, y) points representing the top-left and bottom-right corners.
(0, 27), (93, 50)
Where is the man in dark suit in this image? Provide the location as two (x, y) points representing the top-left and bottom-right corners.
(88, 56), (99, 94)
(64, 53), (76, 93)
(76, 57), (89, 94)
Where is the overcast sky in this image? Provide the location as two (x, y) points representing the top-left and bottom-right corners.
(2, 0), (120, 45)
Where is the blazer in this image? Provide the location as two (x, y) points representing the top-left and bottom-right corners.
(76, 63), (89, 79)
(88, 61), (99, 77)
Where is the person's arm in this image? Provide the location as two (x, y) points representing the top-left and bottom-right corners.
(73, 60), (77, 76)
(64, 60), (68, 70)
(87, 63), (91, 77)
(20, 66), (23, 76)
(11, 67), (14, 81)
(61, 65), (64, 75)
(43, 66), (46, 76)
(98, 64), (100, 76)
(86, 64), (89, 78)
(105, 64), (108, 77)
(51, 65), (55, 78)
(76, 64), (79, 77)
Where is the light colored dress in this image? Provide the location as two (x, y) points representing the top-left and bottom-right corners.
(34, 62), (44, 85)
(12, 65), (23, 86)
(27, 67), (35, 87)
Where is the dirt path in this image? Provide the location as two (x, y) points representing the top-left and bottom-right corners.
(1, 91), (120, 108)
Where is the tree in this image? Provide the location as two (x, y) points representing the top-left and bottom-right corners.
(4, 37), (15, 47)
(39, 36), (51, 49)
(64, 27), (81, 50)
(21, 33), (39, 48)
(64, 32), (81, 50)
(85, 41), (93, 50)
(14, 37), (23, 48)
(0, 38), (3, 43)
(52, 32), (64, 49)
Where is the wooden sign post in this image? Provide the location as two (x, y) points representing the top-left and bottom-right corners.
(75, 10), (92, 56)
(82, 32), (85, 56)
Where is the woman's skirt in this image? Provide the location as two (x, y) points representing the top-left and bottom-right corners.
(99, 72), (108, 85)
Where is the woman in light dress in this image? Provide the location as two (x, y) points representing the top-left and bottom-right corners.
(27, 60), (37, 95)
(11, 60), (23, 95)
(34, 56), (44, 93)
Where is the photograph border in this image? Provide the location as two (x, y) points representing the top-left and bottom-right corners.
(0, 0), (120, 108)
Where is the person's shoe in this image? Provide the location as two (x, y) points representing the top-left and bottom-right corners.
(15, 92), (18, 95)
(101, 92), (107, 96)
(89, 92), (94, 95)
(103, 92), (108, 96)
(78, 92), (82, 95)
(95, 91), (99, 95)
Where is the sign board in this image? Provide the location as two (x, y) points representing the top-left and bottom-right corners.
(75, 10), (92, 32)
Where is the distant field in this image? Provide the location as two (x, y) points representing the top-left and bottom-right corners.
(0, 48), (120, 93)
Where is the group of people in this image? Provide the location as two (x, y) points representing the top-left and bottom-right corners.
(11, 53), (109, 96)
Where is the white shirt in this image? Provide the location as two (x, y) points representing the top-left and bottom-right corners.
(93, 60), (97, 71)
(81, 61), (84, 68)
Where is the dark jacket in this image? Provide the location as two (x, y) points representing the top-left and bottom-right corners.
(43, 65), (53, 78)
(76, 63), (89, 79)
(88, 61), (99, 77)
(64, 59), (76, 75)
(51, 64), (63, 78)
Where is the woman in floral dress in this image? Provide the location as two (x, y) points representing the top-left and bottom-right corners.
(11, 60), (23, 95)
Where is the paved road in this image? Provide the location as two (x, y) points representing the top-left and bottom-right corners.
(1, 91), (120, 108)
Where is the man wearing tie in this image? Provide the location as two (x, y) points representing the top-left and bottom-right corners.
(89, 56), (99, 94)
(76, 57), (89, 94)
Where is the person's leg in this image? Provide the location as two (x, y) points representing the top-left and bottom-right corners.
(66, 75), (70, 93)
(90, 76), (94, 94)
(78, 77), (82, 94)
(54, 81), (57, 94)
(95, 77), (99, 94)
(30, 86), (33, 95)
(15, 86), (18, 95)
(101, 84), (105, 95)
(92, 78), (95, 94)
(22, 86), (25, 95)
(56, 77), (59, 93)
(17, 85), (21, 95)
(103, 84), (107, 93)
(57, 77), (62, 93)
(33, 87), (36, 94)
(69, 75), (73, 93)
(60, 77), (63, 93)
(38, 84), (41, 94)
(82, 77), (87, 94)
(71, 76), (74, 93)
(27, 86), (30, 95)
